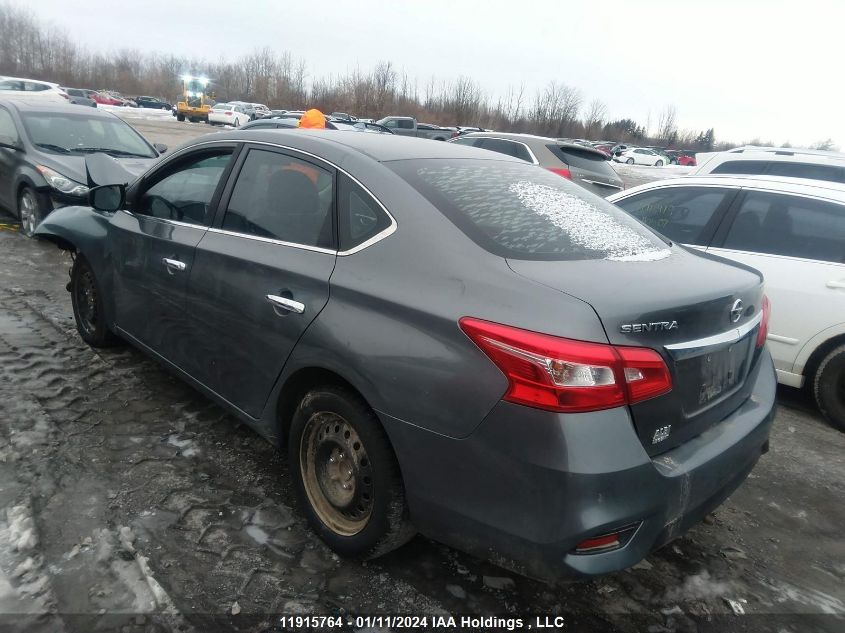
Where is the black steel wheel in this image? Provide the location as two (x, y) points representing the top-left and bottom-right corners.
(289, 385), (414, 558)
(814, 345), (845, 432)
(70, 256), (120, 347)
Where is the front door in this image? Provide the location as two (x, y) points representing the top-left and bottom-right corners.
(110, 147), (237, 368)
(184, 145), (337, 417)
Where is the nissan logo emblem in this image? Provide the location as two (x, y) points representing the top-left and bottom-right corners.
(730, 299), (743, 323)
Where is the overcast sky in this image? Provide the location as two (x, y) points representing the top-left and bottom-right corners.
(24, 0), (843, 147)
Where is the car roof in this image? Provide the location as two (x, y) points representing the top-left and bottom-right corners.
(726, 145), (845, 159)
(460, 131), (606, 155)
(186, 128), (525, 163)
(0, 99), (118, 118)
(0, 76), (58, 87)
(609, 174), (845, 203)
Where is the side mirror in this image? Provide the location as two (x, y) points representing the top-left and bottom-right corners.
(89, 184), (125, 212)
(154, 143), (168, 154)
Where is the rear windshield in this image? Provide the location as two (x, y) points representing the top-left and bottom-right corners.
(388, 159), (670, 261)
(547, 145), (618, 176)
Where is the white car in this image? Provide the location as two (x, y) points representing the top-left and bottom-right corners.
(692, 146), (845, 185)
(613, 147), (666, 166)
(0, 76), (69, 103)
(608, 175), (845, 430)
(208, 103), (249, 127)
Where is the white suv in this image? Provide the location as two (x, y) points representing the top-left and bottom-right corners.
(609, 175), (845, 430)
(0, 76), (69, 103)
(692, 146), (845, 185)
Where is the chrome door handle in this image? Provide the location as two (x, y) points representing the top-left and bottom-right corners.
(826, 280), (845, 289)
(266, 294), (305, 314)
(162, 257), (186, 273)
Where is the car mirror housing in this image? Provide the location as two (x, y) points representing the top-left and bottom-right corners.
(89, 184), (125, 212)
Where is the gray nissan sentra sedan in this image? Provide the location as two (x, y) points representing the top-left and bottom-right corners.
(35, 131), (776, 581)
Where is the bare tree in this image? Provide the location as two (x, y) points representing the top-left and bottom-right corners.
(582, 98), (607, 138)
(656, 104), (678, 144)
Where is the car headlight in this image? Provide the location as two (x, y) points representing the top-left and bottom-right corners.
(36, 165), (89, 197)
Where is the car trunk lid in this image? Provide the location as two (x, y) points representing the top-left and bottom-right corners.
(507, 248), (766, 455)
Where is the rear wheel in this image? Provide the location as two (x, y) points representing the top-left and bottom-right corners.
(655, 160), (664, 167)
(626, 158), (634, 164)
(70, 256), (121, 348)
(289, 385), (414, 558)
(18, 187), (44, 237)
(813, 345), (845, 432)
(176, 113), (185, 122)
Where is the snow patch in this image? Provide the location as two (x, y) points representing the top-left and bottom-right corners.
(166, 434), (199, 457)
(665, 571), (732, 602)
(245, 524), (270, 545)
(508, 181), (671, 262)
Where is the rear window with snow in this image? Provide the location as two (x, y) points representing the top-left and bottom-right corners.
(388, 159), (670, 261)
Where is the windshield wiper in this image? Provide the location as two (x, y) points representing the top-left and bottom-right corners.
(74, 147), (152, 158)
(34, 143), (72, 154)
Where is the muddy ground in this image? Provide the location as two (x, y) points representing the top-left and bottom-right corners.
(0, 136), (843, 633)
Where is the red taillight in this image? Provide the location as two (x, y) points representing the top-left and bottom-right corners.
(547, 167), (572, 179)
(459, 318), (672, 413)
(756, 295), (770, 348)
(575, 533), (620, 553)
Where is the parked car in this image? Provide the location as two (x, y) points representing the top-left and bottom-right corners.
(61, 88), (98, 108)
(238, 118), (300, 130)
(135, 96), (172, 110)
(376, 116), (455, 140)
(34, 131), (775, 581)
(691, 147), (845, 184)
(91, 92), (124, 106)
(677, 152), (697, 167)
(331, 120), (393, 134)
(251, 103), (271, 119)
(614, 147), (667, 166)
(0, 100), (164, 235)
(330, 112), (356, 121)
(450, 132), (623, 196)
(207, 103), (250, 127)
(591, 143), (614, 158)
(0, 77), (69, 104)
(609, 175), (845, 430)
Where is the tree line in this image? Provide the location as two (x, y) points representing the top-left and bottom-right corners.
(0, 2), (761, 151)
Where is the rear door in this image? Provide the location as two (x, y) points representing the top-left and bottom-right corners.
(110, 144), (237, 367)
(184, 145), (337, 417)
(707, 189), (845, 377)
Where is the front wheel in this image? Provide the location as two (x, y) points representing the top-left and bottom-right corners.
(813, 345), (845, 432)
(18, 187), (45, 237)
(176, 113), (185, 122)
(289, 385), (414, 558)
(70, 256), (121, 348)
(626, 158), (634, 164)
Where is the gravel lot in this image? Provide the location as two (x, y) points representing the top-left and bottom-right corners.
(0, 113), (842, 632)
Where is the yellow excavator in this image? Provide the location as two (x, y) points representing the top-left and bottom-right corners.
(175, 75), (214, 122)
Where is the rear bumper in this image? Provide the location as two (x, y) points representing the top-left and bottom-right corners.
(380, 351), (776, 581)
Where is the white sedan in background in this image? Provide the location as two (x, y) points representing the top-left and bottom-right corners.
(207, 103), (249, 127)
(613, 147), (666, 166)
(609, 175), (845, 431)
(0, 76), (69, 103)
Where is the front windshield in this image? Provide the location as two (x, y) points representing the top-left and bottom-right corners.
(21, 112), (156, 157)
(212, 103), (230, 110)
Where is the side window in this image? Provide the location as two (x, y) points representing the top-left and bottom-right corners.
(711, 160), (770, 175)
(723, 191), (845, 263)
(397, 119), (415, 130)
(767, 162), (845, 184)
(25, 82), (49, 92)
(223, 149), (334, 249)
(338, 174), (392, 251)
(138, 151), (232, 226)
(0, 80), (23, 91)
(0, 108), (19, 141)
(450, 137), (479, 147)
(476, 138), (532, 163)
(615, 186), (735, 245)
(381, 119), (398, 129)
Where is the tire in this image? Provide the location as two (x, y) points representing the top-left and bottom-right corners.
(626, 158), (634, 164)
(70, 255), (121, 348)
(176, 113), (185, 122)
(289, 385), (414, 559)
(234, 118), (240, 127)
(655, 160), (664, 167)
(813, 345), (845, 432)
(18, 187), (44, 237)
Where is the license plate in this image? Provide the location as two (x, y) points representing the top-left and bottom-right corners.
(697, 340), (749, 406)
